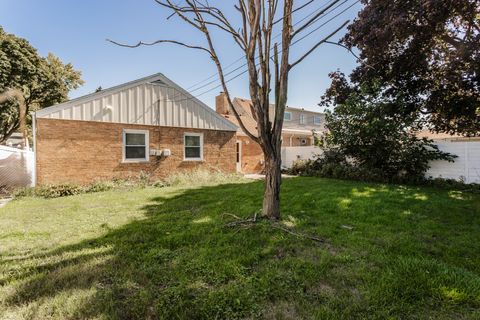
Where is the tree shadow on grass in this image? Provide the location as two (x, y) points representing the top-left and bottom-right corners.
(2, 178), (479, 319)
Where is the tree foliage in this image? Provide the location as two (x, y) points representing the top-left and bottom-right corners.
(330, 0), (480, 135)
(0, 27), (84, 143)
(321, 81), (455, 181)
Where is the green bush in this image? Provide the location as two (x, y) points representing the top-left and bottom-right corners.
(288, 151), (480, 192)
(13, 169), (245, 199)
(14, 182), (109, 199)
(425, 178), (480, 193)
(320, 81), (456, 182)
(84, 181), (115, 193)
(13, 184), (83, 199)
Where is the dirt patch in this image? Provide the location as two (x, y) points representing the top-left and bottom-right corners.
(261, 301), (301, 320)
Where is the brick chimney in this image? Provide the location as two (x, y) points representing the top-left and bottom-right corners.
(215, 92), (229, 115)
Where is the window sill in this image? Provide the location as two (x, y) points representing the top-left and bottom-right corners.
(183, 158), (204, 162)
(122, 159), (150, 164)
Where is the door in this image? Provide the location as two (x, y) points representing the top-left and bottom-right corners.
(236, 141), (242, 172)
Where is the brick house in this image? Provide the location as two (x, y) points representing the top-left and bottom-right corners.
(33, 73), (238, 185)
(215, 93), (326, 173)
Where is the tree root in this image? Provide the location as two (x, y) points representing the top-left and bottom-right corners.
(222, 212), (325, 243)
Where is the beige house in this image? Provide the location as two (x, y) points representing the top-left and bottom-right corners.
(215, 93), (326, 173)
(33, 73), (238, 185)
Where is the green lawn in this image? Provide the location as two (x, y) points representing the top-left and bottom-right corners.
(1, 177), (479, 319)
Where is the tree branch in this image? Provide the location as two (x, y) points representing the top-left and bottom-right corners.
(106, 38), (213, 55)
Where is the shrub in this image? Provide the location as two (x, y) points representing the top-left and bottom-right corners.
(84, 181), (115, 193)
(13, 169), (245, 199)
(425, 178), (480, 193)
(14, 182), (109, 199)
(14, 184), (83, 199)
(320, 81), (456, 182)
(288, 152), (480, 192)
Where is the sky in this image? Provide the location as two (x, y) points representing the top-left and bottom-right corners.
(0, 0), (362, 112)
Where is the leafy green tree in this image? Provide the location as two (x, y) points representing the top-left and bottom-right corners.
(321, 80), (455, 181)
(0, 27), (84, 143)
(330, 0), (479, 135)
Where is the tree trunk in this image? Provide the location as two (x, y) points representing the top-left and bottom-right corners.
(262, 153), (282, 220)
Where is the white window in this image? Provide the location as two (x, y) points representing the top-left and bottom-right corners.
(284, 112), (292, 121)
(300, 113), (306, 124)
(123, 129), (149, 162)
(314, 116), (321, 125)
(184, 133), (203, 161)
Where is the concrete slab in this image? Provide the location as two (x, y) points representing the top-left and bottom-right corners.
(244, 174), (295, 180)
(0, 197), (12, 209)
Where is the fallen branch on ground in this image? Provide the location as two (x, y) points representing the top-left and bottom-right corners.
(271, 224), (325, 243)
(222, 211), (258, 227)
(223, 211), (325, 243)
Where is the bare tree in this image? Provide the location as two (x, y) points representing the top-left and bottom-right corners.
(110, 0), (348, 219)
(0, 88), (27, 149)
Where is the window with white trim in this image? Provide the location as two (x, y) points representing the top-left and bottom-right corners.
(314, 116), (321, 125)
(284, 111), (292, 121)
(123, 129), (149, 162)
(300, 113), (306, 124)
(184, 133), (203, 161)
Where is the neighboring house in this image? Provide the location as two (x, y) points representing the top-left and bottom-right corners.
(215, 93), (326, 173)
(33, 73), (238, 185)
(1, 132), (28, 150)
(417, 131), (480, 184)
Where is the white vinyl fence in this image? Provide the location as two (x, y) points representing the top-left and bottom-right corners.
(427, 141), (480, 184)
(281, 142), (480, 184)
(0, 146), (34, 188)
(281, 146), (322, 168)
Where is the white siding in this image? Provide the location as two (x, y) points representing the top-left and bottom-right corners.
(281, 146), (322, 168)
(36, 74), (237, 132)
(427, 141), (480, 184)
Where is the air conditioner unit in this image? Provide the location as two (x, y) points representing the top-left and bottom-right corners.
(149, 149), (162, 156)
(162, 149), (172, 157)
(300, 138), (307, 145)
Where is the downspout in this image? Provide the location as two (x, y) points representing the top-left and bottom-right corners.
(32, 112), (37, 187)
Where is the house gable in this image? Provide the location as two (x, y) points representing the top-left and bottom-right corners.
(35, 73), (237, 132)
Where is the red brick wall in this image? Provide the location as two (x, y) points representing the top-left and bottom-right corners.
(35, 118), (236, 185)
(237, 136), (264, 174)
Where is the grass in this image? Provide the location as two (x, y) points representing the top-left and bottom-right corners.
(1, 177), (479, 319)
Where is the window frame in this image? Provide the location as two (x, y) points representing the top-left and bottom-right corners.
(299, 113), (306, 124)
(183, 132), (204, 161)
(122, 129), (150, 163)
(284, 111), (292, 121)
(314, 116), (322, 125)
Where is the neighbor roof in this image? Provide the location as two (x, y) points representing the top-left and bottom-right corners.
(416, 130), (479, 141)
(221, 97), (324, 137)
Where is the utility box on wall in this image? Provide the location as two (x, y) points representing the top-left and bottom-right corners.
(162, 149), (172, 157)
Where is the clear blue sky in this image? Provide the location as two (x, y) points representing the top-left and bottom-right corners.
(0, 0), (362, 112)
